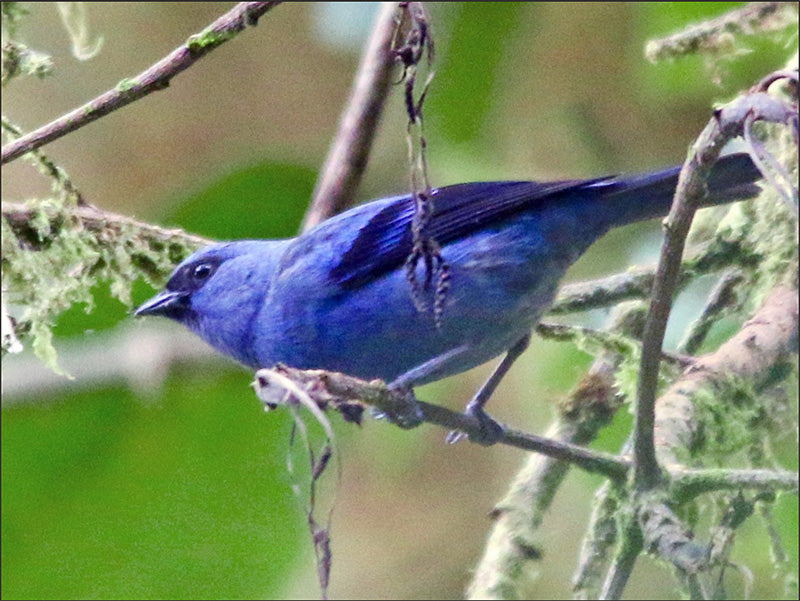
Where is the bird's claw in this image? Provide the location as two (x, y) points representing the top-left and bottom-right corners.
(447, 403), (505, 446)
(378, 384), (424, 429)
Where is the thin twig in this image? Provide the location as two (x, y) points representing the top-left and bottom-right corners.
(0, 2), (282, 165)
(671, 467), (799, 499)
(536, 321), (693, 369)
(302, 2), (401, 231)
(677, 269), (744, 355)
(549, 235), (758, 316)
(644, 2), (797, 63)
(572, 480), (622, 599)
(599, 514), (643, 600)
(743, 109), (799, 213)
(254, 366), (632, 480)
(252, 369), (340, 600)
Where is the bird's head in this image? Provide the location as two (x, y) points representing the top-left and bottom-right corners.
(135, 240), (289, 368)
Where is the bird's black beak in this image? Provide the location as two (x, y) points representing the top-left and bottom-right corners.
(134, 290), (191, 320)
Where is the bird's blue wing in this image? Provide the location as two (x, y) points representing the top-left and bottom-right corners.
(329, 178), (614, 289)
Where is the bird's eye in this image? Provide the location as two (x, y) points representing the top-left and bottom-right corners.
(165, 257), (222, 293)
(192, 263), (214, 281)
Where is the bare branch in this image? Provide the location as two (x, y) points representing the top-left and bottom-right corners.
(302, 2), (402, 231)
(0, 2), (282, 165)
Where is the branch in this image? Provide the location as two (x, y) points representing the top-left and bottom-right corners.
(633, 89), (798, 492)
(654, 284), (799, 468)
(536, 321), (692, 369)
(671, 467), (799, 500)
(676, 269), (744, 355)
(1, 201), (209, 252)
(252, 366), (631, 480)
(302, 2), (401, 231)
(0, 2), (282, 165)
(549, 236), (759, 316)
(467, 303), (646, 600)
(599, 513), (643, 600)
(637, 496), (708, 574)
(645, 2), (798, 63)
(572, 480), (622, 599)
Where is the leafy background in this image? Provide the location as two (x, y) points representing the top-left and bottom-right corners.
(2, 2), (797, 599)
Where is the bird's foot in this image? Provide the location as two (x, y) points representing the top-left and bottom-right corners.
(446, 401), (505, 446)
(376, 384), (424, 429)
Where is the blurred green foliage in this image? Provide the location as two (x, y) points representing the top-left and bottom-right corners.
(427, 3), (528, 144)
(162, 163), (317, 241)
(2, 364), (304, 599)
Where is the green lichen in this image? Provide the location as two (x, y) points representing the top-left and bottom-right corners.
(689, 374), (773, 463)
(1, 41), (54, 84)
(115, 77), (137, 93)
(186, 28), (236, 54)
(2, 4), (55, 84)
(2, 199), (200, 375)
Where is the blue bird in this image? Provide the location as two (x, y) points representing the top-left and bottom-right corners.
(136, 153), (760, 442)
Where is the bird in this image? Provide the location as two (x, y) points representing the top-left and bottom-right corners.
(135, 153), (761, 443)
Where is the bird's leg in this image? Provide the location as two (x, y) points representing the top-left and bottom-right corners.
(447, 333), (531, 446)
(385, 343), (472, 428)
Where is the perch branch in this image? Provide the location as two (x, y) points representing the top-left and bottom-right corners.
(252, 366), (631, 480)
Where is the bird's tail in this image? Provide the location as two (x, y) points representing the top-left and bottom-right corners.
(602, 152), (761, 227)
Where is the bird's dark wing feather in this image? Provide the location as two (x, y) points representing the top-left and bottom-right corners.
(330, 177), (614, 289)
